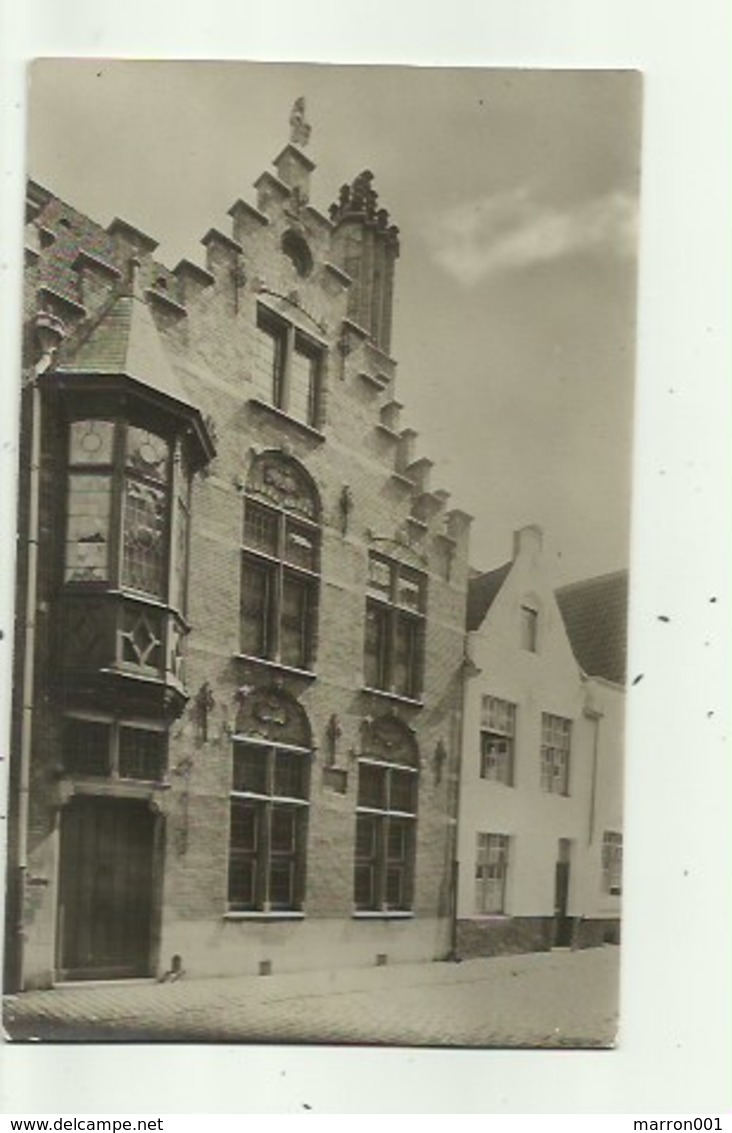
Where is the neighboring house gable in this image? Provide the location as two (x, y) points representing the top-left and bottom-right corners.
(457, 526), (626, 957)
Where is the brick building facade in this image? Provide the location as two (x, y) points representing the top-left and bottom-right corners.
(6, 111), (472, 990)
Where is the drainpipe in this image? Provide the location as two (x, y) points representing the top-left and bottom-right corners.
(447, 703), (462, 961)
(13, 310), (65, 990)
(447, 634), (480, 961)
(585, 706), (603, 847)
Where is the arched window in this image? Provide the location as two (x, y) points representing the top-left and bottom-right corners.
(228, 687), (312, 913)
(354, 716), (419, 913)
(239, 453), (320, 672)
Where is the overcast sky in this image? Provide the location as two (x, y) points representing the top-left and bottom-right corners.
(28, 60), (642, 585)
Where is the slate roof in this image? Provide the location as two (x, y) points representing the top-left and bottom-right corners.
(556, 569), (629, 685)
(466, 562), (512, 632)
(55, 287), (197, 414)
(27, 181), (180, 309)
(27, 183), (215, 466)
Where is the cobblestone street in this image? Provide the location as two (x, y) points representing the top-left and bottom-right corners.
(3, 945), (619, 1047)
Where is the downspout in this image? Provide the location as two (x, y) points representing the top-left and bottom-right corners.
(585, 705), (603, 846)
(14, 310), (65, 990)
(448, 633), (479, 961)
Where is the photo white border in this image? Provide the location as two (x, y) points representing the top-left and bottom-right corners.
(0, 0), (730, 1114)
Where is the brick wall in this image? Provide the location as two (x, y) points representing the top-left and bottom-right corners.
(11, 148), (472, 984)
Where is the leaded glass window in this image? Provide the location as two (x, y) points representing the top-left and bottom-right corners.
(65, 473), (112, 582)
(122, 478), (167, 596)
(62, 716), (167, 782)
(64, 419), (188, 606)
(63, 718), (112, 777)
(69, 420), (115, 465)
(118, 727), (166, 781)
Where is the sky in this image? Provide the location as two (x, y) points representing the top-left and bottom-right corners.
(28, 60), (642, 585)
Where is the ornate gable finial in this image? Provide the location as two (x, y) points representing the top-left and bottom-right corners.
(289, 97), (311, 147)
(328, 170), (400, 248)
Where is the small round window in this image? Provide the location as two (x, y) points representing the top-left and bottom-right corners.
(282, 229), (314, 278)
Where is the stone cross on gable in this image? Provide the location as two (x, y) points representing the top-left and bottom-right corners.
(289, 97), (312, 146)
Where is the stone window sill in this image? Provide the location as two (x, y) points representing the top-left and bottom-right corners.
(361, 686), (423, 709)
(248, 398), (325, 442)
(234, 653), (317, 681)
(223, 911), (306, 922)
(352, 911), (414, 921)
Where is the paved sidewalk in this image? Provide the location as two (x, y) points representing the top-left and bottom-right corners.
(3, 945), (620, 1047)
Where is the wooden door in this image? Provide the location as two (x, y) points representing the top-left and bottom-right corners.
(57, 797), (156, 980)
(553, 838), (573, 946)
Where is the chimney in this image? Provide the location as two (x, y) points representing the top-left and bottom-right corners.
(513, 525), (543, 560)
(329, 171), (400, 355)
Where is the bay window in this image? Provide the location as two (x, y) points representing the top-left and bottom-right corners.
(64, 418), (189, 608)
(61, 416), (193, 700)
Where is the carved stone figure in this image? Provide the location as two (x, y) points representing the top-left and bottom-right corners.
(289, 97), (311, 146)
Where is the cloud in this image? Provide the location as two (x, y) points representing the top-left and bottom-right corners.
(426, 188), (638, 285)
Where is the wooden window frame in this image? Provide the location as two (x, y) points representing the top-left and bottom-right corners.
(475, 832), (510, 915)
(354, 757), (418, 913)
(363, 554), (426, 701)
(479, 696), (517, 785)
(540, 712), (572, 796)
(228, 739), (311, 913)
(240, 496), (320, 671)
(601, 830), (623, 896)
(255, 307), (324, 430)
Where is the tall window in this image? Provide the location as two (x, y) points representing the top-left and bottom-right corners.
(540, 713), (572, 795)
(65, 419), (115, 584)
(354, 717), (419, 913)
(228, 689), (311, 913)
(480, 696), (516, 785)
(240, 454), (320, 671)
(364, 555), (426, 700)
(475, 833), (510, 914)
(122, 426), (169, 597)
(64, 418), (189, 608)
(253, 306), (323, 429)
(601, 831), (623, 895)
(520, 604), (538, 651)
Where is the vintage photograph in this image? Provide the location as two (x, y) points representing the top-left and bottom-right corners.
(2, 60), (641, 1046)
